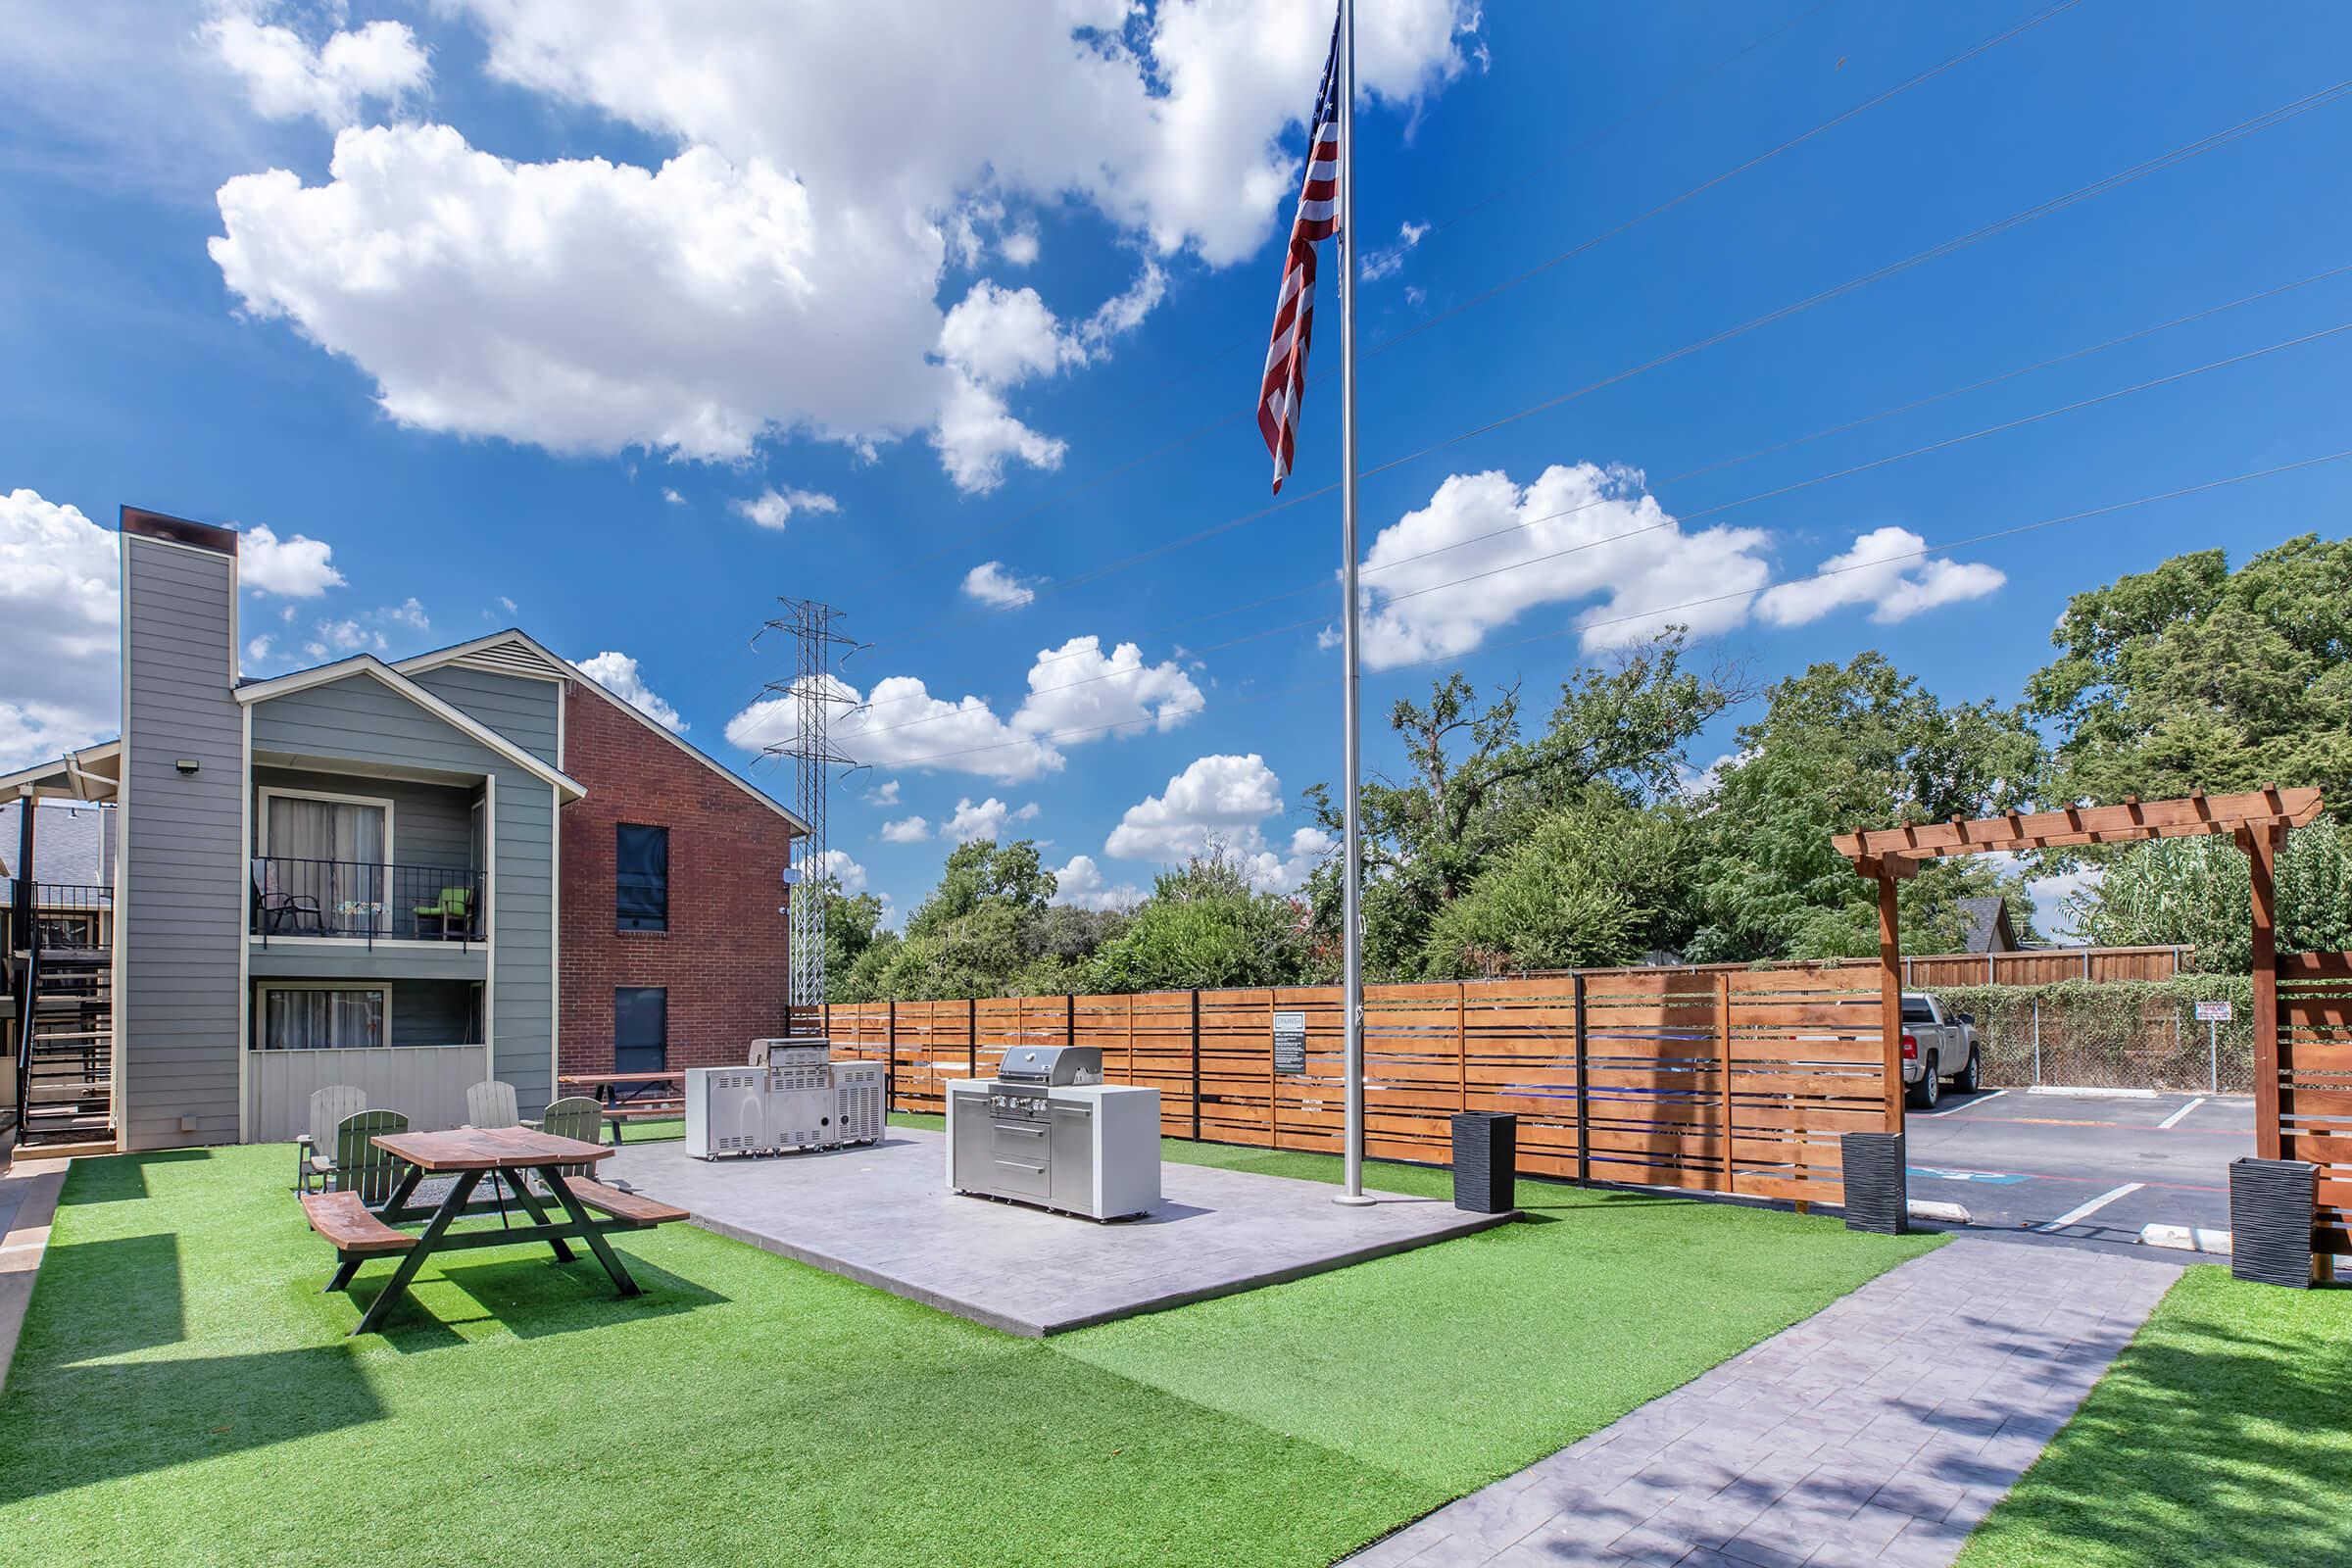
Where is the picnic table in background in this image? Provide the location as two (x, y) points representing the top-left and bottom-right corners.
(299, 1126), (687, 1336)
(559, 1071), (689, 1144)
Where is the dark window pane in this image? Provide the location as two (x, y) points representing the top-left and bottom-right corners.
(614, 986), (667, 1075)
(615, 823), (668, 931)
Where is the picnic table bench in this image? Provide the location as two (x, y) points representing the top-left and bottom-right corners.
(299, 1126), (689, 1336)
(559, 1071), (689, 1145)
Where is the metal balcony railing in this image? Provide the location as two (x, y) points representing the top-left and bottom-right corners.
(249, 858), (484, 949)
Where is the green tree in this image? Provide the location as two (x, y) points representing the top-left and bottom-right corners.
(2029, 535), (2352, 806)
(1690, 653), (2044, 960)
(1085, 849), (1313, 993)
(1303, 631), (1737, 978)
(1419, 799), (1690, 976)
(2066, 817), (2352, 972)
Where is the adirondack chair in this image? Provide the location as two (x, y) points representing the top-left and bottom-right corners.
(329, 1109), (413, 1208)
(411, 885), (475, 940)
(296, 1084), (368, 1194)
(535, 1097), (607, 1180)
(465, 1079), (520, 1129)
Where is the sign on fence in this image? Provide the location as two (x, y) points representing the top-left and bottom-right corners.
(2194, 1000), (2234, 1022)
(1272, 1010), (1307, 1074)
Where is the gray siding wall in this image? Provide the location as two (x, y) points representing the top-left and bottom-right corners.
(120, 535), (245, 1151)
(253, 766), (478, 874)
(250, 673), (558, 1116)
(411, 665), (562, 766)
(248, 945), (485, 983)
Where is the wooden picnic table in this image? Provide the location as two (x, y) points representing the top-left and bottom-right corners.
(320, 1127), (673, 1336)
(559, 1071), (689, 1144)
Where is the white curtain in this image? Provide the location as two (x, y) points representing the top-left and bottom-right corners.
(262, 989), (384, 1051)
(266, 796), (384, 864)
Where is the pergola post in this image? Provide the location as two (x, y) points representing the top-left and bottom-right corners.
(2247, 822), (2281, 1160)
(1877, 872), (1902, 1132)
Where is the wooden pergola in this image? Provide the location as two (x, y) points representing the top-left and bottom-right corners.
(1834, 786), (2324, 1138)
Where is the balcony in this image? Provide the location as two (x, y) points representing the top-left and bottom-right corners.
(249, 858), (483, 950)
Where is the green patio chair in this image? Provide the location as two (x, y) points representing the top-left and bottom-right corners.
(412, 885), (474, 940)
(296, 1084), (368, 1195)
(535, 1096), (607, 1180)
(330, 1108), (412, 1208)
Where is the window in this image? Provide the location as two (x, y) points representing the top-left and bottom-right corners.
(258, 986), (387, 1051)
(615, 823), (668, 932)
(615, 987), (667, 1074)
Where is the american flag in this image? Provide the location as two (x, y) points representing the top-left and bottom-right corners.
(1256, 10), (1345, 494)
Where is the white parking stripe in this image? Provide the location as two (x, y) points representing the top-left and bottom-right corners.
(2157, 1097), (2206, 1130)
(1913, 1088), (2007, 1117)
(2036, 1182), (2146, 1232)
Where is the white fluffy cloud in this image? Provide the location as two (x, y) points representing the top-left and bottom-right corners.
(204, 5), (429, 128)
(879, 814), (931, 844)
(816, 847), (867, 894)
(723, 634), (1200, 782)
(1754, 526), (2006, 626)
(1101, 754), (1328, 893)
(1011, 635), (1204, 740)
(1053, 854), (1142, 911)
(945, 796), (1039, 844)
(1106, 753), (1284, 862)
(239, 521), (344, 596)
(570, 650), (686, 732)
(1359, 463), (1774, 666)
(733, 486), (839, 531)
(961, 561), (1037, 610)
(865, 778), (901, 806)
(1360, 220), (1430, 281)
(209, 3), (1477, 483)
(0, 489), (120, 770)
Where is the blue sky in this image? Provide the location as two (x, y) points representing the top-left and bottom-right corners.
(6, 1), (2351, 929)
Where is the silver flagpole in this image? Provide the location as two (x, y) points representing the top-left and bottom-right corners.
(1334, 0), (1373, 1208)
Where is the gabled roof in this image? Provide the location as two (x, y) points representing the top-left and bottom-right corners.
(236, 655), (587, 803)
(0, 740), (122, 803)
(396, 630), (808, 835)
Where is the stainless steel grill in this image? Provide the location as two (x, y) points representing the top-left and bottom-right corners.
(951, 1046), (1157, 1220)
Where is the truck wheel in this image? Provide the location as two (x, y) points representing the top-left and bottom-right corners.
(1908, 1054), (1940, 1109)
(1955, 1050), (1981, 1094)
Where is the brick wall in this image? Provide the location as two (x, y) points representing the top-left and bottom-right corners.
(558, 682), (796, 1077)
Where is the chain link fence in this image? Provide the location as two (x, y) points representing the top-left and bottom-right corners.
(1928, 976), (2256, 1094)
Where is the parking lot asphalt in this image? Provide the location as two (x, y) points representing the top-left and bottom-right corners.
(1903, 1087), (2250, 1251)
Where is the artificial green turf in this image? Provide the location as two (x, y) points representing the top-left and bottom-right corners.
(0, 1137), (1936, 1565)
(1954, 1264), (2352, 1568)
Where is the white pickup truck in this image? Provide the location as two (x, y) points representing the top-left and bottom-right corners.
(1901, 993), (1981, 1108)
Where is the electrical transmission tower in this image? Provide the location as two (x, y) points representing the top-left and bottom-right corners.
(756, 598), (861, 1009)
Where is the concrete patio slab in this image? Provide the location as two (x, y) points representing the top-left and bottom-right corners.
(605, 1129), (1510, 1336)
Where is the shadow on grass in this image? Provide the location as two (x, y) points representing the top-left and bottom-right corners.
(346, 1250), (730, 1350)
(63, 1149), (211, 1206)
(43, 1233), (187, 1358)
(1954, 1284), (2352, 1568)
(0, 1342), (385, 1505)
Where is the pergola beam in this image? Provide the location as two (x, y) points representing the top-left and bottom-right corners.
(1833, 786), (2320, 869)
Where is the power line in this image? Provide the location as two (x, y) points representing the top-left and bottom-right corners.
(876, 77), (2352, 649)
(843, 296), (2352, 738)
(856, 445), (2352, 773)
(863, 0), (2072, 592)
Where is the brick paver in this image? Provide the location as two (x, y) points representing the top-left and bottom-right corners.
(1346, 1234), (2184, 1567)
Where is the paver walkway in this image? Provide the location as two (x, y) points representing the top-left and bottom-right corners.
(1347, 1233), (2184, 1567)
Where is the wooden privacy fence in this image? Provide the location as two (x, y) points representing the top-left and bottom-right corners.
(802, 967), (1896, 1208)
(2278, 952), (2352, 1256)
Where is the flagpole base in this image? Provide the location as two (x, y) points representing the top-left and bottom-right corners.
(1331, 1192), (1378, 1207)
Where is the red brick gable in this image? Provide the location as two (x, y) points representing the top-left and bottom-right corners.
(558, 680), (795, 1077)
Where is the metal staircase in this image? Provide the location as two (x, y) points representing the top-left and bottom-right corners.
(11, 890), (115, 1150)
